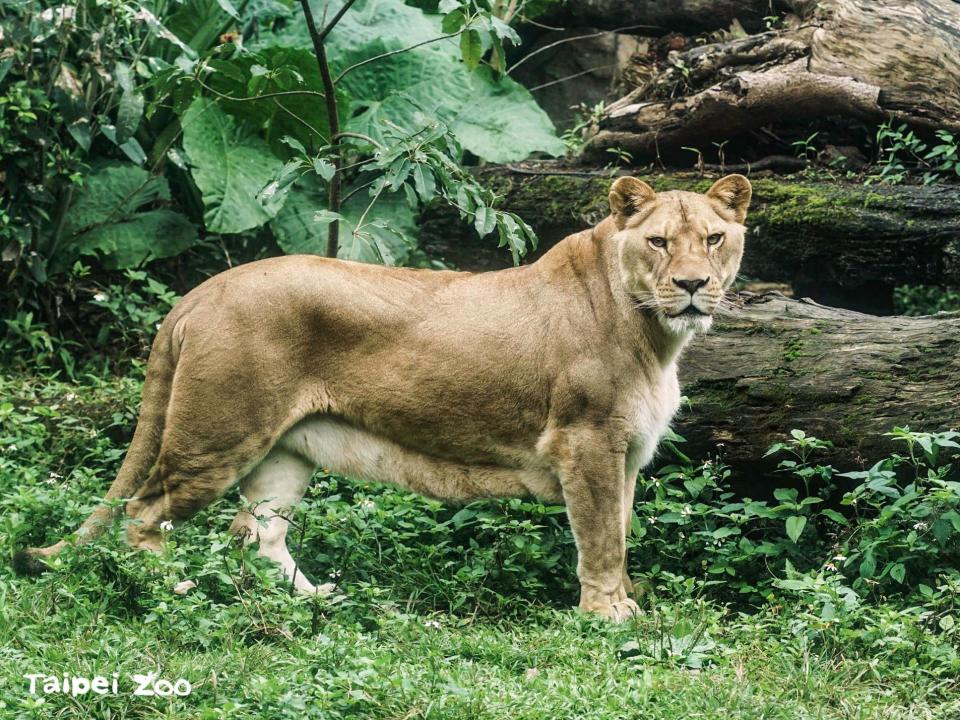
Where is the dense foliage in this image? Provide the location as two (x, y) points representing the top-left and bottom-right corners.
(1, 366), (959, 717)
(0, 0), (562, 353)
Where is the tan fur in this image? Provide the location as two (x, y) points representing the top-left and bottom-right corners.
(20, 175), (751, 620)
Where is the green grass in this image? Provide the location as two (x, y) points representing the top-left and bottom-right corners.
(1, 370), (959, 719)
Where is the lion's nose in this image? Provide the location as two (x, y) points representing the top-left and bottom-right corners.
(672, 276), (709, 295)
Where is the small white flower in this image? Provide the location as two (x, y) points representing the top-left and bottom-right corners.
(40, 6), (75, 23)
(359, 499), (375, 512)
(825, 563), (837, 572)
(328, 570), (341, 580)
(913, 522), (928, 531)
(423, 619), (441, 629)
(65, 393), (76, 402)
(7, 444), (16, 452)
(93, 292), (109, 302)
(159, 520), (174, 532)
(155, 322), (162, 331)
(833, 554), (847, 562)
(648, 516), (657, 524)
(681, 505), (693, 516)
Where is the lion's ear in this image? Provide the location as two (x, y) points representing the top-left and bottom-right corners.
(608, 177), (656, 229)
(705, 174), (752, 223)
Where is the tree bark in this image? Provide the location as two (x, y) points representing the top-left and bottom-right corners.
(419, 166), (960, 314)
(542, 0), (792, 36)
(582, 0), (960, 162)
(674, 293), (960, 484)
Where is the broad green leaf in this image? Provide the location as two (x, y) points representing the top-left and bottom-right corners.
(267, 0), (440, 51)
(116, 90), (144, 143)
(774, 488), (799, 503)
(451, 68), (565, 162)
(181, 97), (284, 233)
(57, 163), (198, 272)
(313, 158), (336, 181)
(490, 16), (520, 44)
(215, 0), (240, 18)
(100, 124), (147, 165)
(943, 510), (960, 533)
(712, 527), (740, 539)
(271, 178), (417, 265)
(165, 0), (231, 54)
(204, 48), (348, 153)
(313, 210), (344, 225)
(261, 0), (563, 162)
(785, 515), (806, 543)
(68, 211), (198, 270)
(413, 164), (436, 202)
(473, 205), (495, 237)
(889, 563), (906, 584)
(820, 508), (848, 525)
(459, 29), (482, 70)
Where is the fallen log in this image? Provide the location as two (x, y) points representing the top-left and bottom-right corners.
(541, 0), (791, 35)
(419, 167), (960, 314)
(582, 0), (960, 162)
(674, 293), (960, 482)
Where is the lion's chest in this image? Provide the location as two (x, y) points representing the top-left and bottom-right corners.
(625, 363), (682, 471)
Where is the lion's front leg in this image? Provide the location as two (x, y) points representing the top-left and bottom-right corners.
(555, 431), (639, 622)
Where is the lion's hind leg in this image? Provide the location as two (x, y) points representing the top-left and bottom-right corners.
(229, 447), (331, 595)
(124, 457), (243, 553)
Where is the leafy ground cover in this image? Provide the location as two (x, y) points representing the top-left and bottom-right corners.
(1, 369), (959, 718)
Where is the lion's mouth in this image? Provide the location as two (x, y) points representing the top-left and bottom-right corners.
(669, 305), (708, 318)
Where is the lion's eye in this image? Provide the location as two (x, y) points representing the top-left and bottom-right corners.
(648, 236), (667, 248)
(707, 233), (724, 246)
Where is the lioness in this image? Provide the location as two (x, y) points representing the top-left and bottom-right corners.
(16, 174), (751, 620)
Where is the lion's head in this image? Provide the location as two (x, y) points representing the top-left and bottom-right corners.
(608, 174), (752, 335)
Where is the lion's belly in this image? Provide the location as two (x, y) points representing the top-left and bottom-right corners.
(278, 415), (564, 502)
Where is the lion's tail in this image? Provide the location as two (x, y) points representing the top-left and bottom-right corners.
(13, 320), (179, 576)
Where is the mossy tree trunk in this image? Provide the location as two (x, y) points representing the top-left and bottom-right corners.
(581, 0), (960, 163)
(674, 293), (960, 484)
(420, 166), (960, 314)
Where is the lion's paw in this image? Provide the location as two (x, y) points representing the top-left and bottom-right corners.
(580, 596), (640, 622)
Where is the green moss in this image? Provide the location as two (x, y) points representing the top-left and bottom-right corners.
(750, 183), (864, 227)
(782, 336), (805, 363)
(475, 173), (907, 242)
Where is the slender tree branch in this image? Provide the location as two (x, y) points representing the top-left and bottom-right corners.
(340, 177), (379, 205)
(508, 24), (663, 74)
(273, 98), (327, 143)
(195, 72), (328, 140)
(517, 14), (566, 31)
(333, 131), (385, 149)
(195, 79), (327, 103)
(528, 66), (609, 92)
(319, 0), (361, 42)
(334, 30), (464, 84)
(300, 0), (342, 258)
